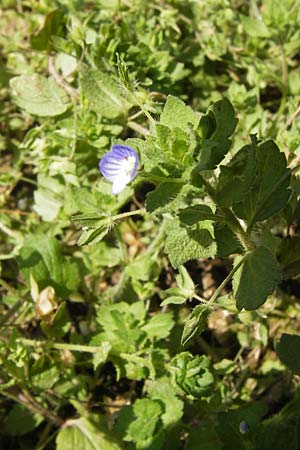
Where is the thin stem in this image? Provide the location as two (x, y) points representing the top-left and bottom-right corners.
(202, 178), (255, 252)
(193, 293), (208, 304)
(127, 120), (150, 136)
(207, 256), (246, 306)
(69, 99), (78, 160)
(1, 388), (63, 426)
(133, 92), (156, 125)
(22, 338), (105, 354)
(114, 225), (129, 264)
(111, 208), (146, 222)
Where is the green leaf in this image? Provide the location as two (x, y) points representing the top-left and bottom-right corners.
(171, 352), (214, 398)
(56, 415), (122, 450)
(196, 98), (238, 170)
(10, 74), (69, 117)
(160, 95), (199, 131)
(30, 9), (65, 51)
(216, 143), (256, 207)
(30, 364), (60, 390)
(146, 182), (183, 215)
(141, 312), (174, 339)
(124, 399), (162, 449)
(214, 223), (243, 257)
(181, 305), (212, 346)
(80, 66), (129, 118)
(232, 246), (281, 310)
(277, 237), (300, 278)
(146, 378), (184, 426)
(179, 205), (219, 226)
(164, 218), (216, 269)
(72, 213), (109, 228)
(185, 425), (222, 450)
(4, 404), (43, 436)
(209, 97), (238, 140)
(233, 140), (291, 224)
(275, 333), (300, 375)
(92, 341), (112, 371)
(77, 226), (109, 246)
(241, 15), (271, 38)
(33, 175), (64, 222)
(41, 302), (71, 339)
(161, 295), (187, 306)
(177, 265), (195, 295)
(18, 234), (79, 295)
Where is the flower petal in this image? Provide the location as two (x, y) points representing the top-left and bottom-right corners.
(112, 178), (129, 195)
(99, 144), (140, 194)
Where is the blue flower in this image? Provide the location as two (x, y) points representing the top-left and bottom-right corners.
(99, 144), (139, 195)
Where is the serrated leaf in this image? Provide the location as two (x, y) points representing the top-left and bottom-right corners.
(233, 140), (291, 225)
(56, 416), (122, 450)
(141, 312), (174, 339)
(232, 246), (281, 310)
(160, 95), (199, 131)
(179, 205), (219, 226)
(10, 74), (69, 116)
(125, 399), (162, 448)
(80, 66), (129, 118)
(146, 378), (183, 426)
(164, 218), (216, 269)
(275, 333), (300, 375)
(216, 143), (256, 207)
(171, 352), (214, 397)
(145, 182), (183, 214)
(181, 305), (212, 346)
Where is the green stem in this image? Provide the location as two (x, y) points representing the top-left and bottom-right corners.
(22, 338), (104, 354)
(133, 93), (156, 125)
(109, 208), (146, 223)
(202, 178), (255, 252)
(207, 256), (246, 306)
(1, 388), (63, 426)
(114, 225), (129, 264)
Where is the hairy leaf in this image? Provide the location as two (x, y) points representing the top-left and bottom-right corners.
(10, 74), (69, 116)
(233, 246), (281, 310)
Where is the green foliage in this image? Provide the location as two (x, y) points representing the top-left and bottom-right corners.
(3, 1), (300, 449)
(233, 247), (281, 310)
(171, 352), (214, 398)
(10, 74), (70, 116)
(275, 333), (300, 375)
(164, 218), (216, 269)
(181, 305), (212, 346)
(56, 415), (122, 450)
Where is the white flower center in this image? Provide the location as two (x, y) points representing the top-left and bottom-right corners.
(121, 155), (136, 177)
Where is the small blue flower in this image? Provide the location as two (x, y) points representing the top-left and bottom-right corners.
(99, 144), (139, 195)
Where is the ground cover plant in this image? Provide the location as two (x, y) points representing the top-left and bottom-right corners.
(2, 0), (300, 449)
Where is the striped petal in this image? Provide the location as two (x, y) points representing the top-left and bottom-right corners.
(99, 145), (139, 194)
